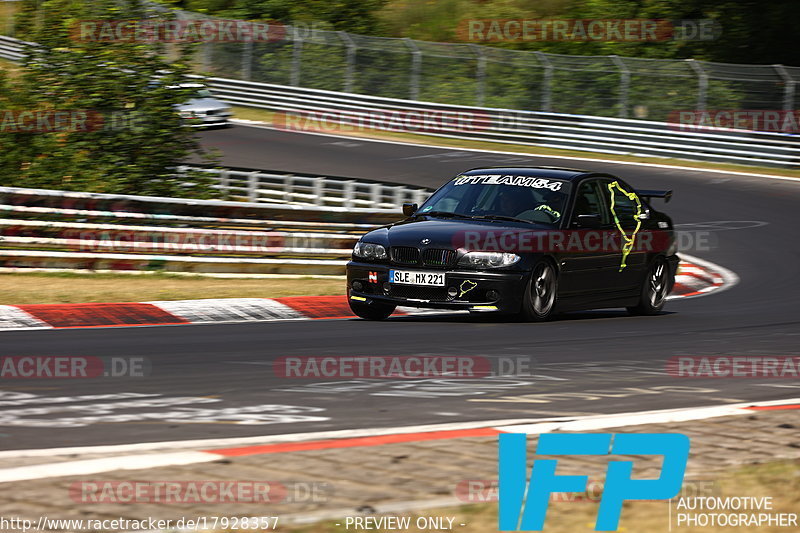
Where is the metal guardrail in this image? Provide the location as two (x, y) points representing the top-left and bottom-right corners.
(2, 35), (797, 168)
(0, 179), (421, 276)
(0, 249), (349, 276)
(0, 35), (27, 61)
(0, 219), (358, 257)
(207, 77), (800, 169)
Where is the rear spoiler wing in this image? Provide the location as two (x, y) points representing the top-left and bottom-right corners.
(636, 189), (673, 203)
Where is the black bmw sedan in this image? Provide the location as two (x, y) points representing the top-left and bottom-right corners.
(346, 166), (678, 321)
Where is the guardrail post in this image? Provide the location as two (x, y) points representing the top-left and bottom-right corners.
(471, 44), (486, 107)
(344, 181), (355, 208)
(774, 64), (795, 111)
(284, 175), (294, 204)
(414, 189), (428, 206)
(610, 55), (630, 118)
(248, 172), (260, 202)
(338, 31), (357, 93)
(404, 38), (422, 101)
(313, 177), (324, 206)
(291, 27), (303, 86)
(535, 52), (553, 112)
(241, 41), (253, 81)
(370, 183), (381, 208)
(393, 186), (404, 207)
(687, 59), (708, 112)
(219, 169), (230, 200)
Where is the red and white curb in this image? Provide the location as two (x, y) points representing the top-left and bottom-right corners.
(0, 398), (796, 483)
(0, 256), (735, 330)
(671, 253), (738, 299)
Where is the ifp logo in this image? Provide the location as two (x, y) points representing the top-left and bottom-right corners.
(498, 433), (690, 531)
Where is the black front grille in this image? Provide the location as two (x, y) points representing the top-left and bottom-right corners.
(390, 285), (449, 301)
(422, 248), (456, 268)
(391, 246), (420, 265)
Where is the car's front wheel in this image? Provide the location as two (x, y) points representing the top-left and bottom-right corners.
(519, 260), (558, 322)
(627, 256), (670, 316)
(349, 299), (396, 321)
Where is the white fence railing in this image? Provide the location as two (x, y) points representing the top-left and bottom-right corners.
(0, 181), (416, 276)
(2, 34), (798, 169)
(185, 166), (431, 209)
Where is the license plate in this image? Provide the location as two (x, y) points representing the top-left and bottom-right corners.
(389, 270), (445, 286)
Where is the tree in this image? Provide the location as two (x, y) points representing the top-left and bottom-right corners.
(1, 0), (216, 197)
(173, 0), (389, 34)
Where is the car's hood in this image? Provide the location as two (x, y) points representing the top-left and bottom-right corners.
(178, 97), (230, 111)
(363, 216), (552, 248)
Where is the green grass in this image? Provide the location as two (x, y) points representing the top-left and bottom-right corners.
(0, 272), (345, 304)
(232, 105), (800, 179)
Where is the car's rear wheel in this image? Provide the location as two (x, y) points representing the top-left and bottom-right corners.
(349, 299), (396, 321)
(519, 260), (558, 322)
(627, 256), (670, 316)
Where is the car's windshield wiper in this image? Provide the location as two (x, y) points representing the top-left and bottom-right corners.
(472, 214), (531, 224)
(419, 210), (474, 219)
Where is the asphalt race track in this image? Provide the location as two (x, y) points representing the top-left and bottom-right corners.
(1, 124), (798, 450)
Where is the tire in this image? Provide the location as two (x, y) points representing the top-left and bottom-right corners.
(627, 256), (670, 316)
(349, 299), (396, 321)
(519, 260), (558, 322)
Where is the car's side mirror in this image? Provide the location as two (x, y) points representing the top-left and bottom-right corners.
(575, 214), (602, 227)
(402, 203), (418, 216)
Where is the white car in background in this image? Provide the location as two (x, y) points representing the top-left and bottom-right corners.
(173, 83), (233, 127)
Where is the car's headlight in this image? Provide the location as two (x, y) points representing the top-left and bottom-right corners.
(458, 251), (520, 268)
(353, 242), (387, 260)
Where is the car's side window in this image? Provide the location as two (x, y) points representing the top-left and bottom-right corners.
(572, 180), (610, 225)
(605, 180), (640, 229)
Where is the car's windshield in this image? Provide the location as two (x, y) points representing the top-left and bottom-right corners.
(418, 174), (571, 225)
(194, 88), (213, 98)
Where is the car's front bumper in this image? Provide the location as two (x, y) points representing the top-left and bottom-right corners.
(346, 261), (527, 313)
